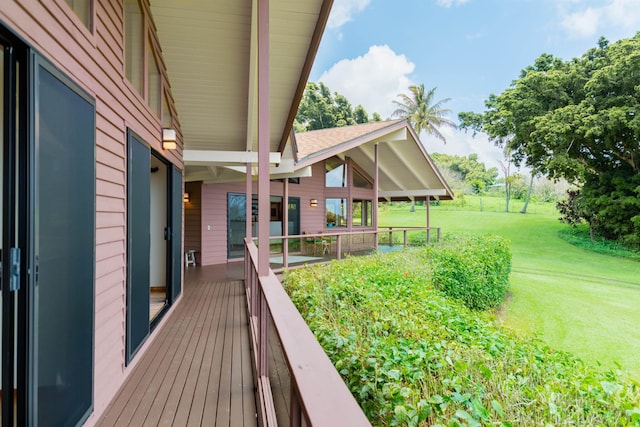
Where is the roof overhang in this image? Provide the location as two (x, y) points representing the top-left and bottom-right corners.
(294, 120), (455, 201)
(149, 0), (332, 181)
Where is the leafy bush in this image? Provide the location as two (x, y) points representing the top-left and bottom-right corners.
(283, 246), (640, 426)
(428, 234), (511, 310)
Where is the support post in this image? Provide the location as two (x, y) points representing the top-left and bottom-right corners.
(283, 179), (289, 269)
(257, 0), (269, 276)
(246, 163), (252, 243)
(374, 143), (379, 250)
(426, 195), (431, 243)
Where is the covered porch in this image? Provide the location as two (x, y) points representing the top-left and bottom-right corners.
(96, 250), (369, 426)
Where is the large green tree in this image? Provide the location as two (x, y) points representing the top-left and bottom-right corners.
(460, 34), (640, 246)
(295, 82), (380, 131)
(392, 84), (457, 143)
(431, 153), (498, 193)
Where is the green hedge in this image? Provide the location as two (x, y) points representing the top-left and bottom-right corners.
(283, 243), (640, 426)
(427, 234), (511, 310)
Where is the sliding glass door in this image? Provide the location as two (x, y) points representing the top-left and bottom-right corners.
(1, 29), (96, 427)
(34, 57), (95, 427)
(126, 132), (182, 364)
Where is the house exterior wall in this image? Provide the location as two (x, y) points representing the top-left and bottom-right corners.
(1, 1), (182, 424)
(200, 160), (377, 266)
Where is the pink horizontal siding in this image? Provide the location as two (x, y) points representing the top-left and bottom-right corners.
(0, 1), (183, 425)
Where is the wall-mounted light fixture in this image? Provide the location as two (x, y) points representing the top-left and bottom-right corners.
(162, 128), (177, 150)
(310, 198), (318, 207)
(184, 192), (190, 203)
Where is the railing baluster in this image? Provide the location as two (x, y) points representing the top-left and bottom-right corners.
(290, 382), (302, 427)
(259, 291), (268, 378)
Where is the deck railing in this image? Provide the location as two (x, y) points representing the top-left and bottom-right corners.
(265, 226), (441, 272)
(244, 239), (371, 426)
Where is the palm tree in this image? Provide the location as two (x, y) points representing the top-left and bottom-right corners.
(392, 84), (457, 144)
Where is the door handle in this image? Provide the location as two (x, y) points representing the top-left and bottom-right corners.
(9, 247), (20, 291)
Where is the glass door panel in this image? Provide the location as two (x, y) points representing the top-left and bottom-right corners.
(35, 61), (95, 427)
(228, 193), (247, 258)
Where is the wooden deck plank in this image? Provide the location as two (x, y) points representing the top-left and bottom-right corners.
(176, 279), (227, 426)
(131, 280), (216, 426)
(152, 280), (224, 426)
(201, 280), (232, 425)
(97, 294), (187, 426)
(214, 281), (236, 425)
(96, 270), (257, 427)
(99, 283), (207, 427)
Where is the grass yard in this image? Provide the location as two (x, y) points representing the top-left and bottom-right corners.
(379, 196), (640, 379)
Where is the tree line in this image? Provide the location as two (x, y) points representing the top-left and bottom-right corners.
(460, 33), (640, 248)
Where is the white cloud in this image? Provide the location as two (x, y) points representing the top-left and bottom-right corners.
(435, 0), (471, 8)
(603, 0), (640, 30)
(327, 0), (371, 29)
(561, 7), (602, 38)
(318, 45), (416, 119)
(560, 0), (640, 39)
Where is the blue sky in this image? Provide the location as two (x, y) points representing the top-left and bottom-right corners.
(309, 0), (640, 169)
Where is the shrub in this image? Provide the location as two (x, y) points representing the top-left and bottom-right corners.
(283, 247), (640, 426)
(427, 234), (511, 310)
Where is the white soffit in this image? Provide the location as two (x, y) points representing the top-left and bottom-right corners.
(150, 0), (327, 154)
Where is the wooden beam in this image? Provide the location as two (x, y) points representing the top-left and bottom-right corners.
(183, 150), (280, 165)
(378, 189), (448, 198)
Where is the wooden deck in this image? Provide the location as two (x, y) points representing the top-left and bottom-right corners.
(97, 263), (257, 427)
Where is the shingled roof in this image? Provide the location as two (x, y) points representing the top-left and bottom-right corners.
(292, 119), (454, 201)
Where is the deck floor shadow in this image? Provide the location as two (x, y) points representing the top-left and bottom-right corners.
(96, 266), (257, 427)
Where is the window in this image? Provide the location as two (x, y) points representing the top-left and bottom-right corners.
(353, 168), (373, 189)
(325, 157), (346, 187)
(125, 0), (143, 94)
(353, 200), (372, 227)
(124, 0), (173, 123)
(147, 38), (161, 116)
(65, 0), (92, 28)
(326, 198), (347, 227)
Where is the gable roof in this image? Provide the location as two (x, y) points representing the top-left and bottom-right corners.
(295, 119), (406, 161)
(294, 120), (454, 201)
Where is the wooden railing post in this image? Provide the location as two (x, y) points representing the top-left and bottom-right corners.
(427, 227), (431, 244)
(388, 228), (393, 247)
(437, 227), (441, 241)
(336, 234), (342, 260)
(403, 230), (407, 248)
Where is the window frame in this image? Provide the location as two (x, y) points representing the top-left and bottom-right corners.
(325, 198), (348, 228)
(352, 199), (373, 227)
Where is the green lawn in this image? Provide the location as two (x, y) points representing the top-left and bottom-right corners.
(379, 197), (640, 380)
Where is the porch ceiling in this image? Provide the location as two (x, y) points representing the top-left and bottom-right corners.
(149, 0), (330, 178)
